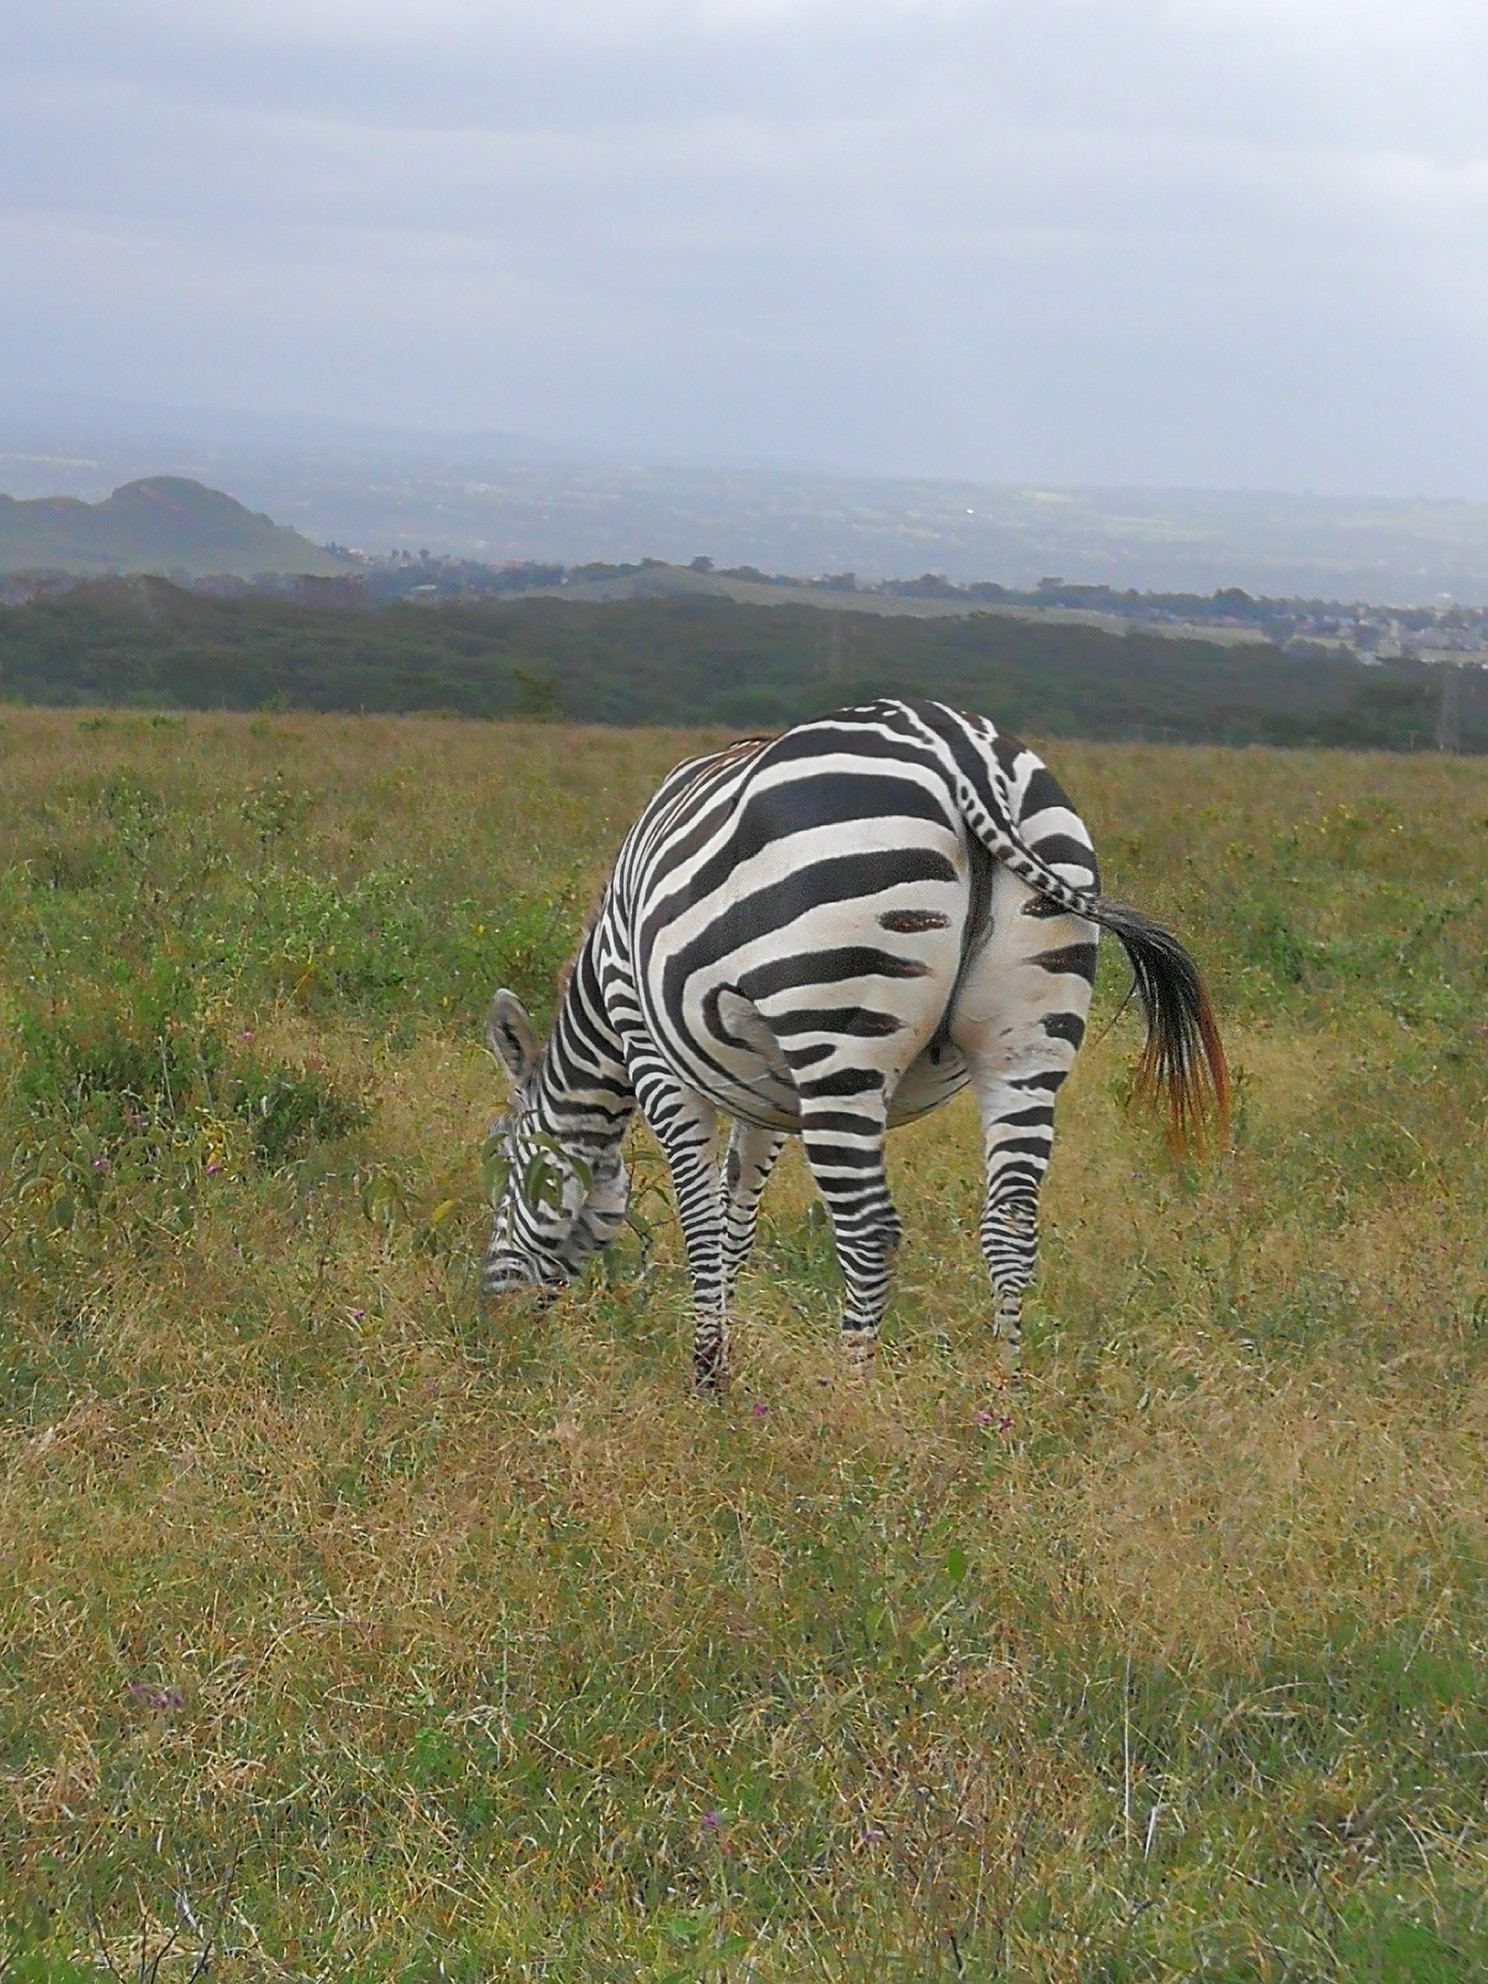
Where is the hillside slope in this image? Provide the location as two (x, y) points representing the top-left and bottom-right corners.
(0, 476), (353, 578)
(511, 560), (1273, 644)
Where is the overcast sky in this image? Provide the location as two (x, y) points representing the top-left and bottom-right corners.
(5, 0), (1488, 494)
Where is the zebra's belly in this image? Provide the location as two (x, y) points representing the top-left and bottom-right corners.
(887, 1041), (971, 1125)
(702, 1074), (805, 1134)
(680, 1043), (971, 1135)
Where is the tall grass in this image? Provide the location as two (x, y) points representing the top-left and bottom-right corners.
(2, 712), (1486, 1980)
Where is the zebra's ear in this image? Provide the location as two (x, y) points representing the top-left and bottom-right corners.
(485, 989), (539, 1084)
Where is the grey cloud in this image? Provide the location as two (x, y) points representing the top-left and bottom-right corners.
(13, 0), (1488, 144)
(4, 0), (1488, 491)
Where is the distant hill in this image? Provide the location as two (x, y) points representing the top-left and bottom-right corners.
(0, 477), (353, 579)
(13, 443), (1477, 604)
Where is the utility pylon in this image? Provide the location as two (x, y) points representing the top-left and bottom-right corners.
(824, 611), (847, 681)
(1436, 660), (1461, 754)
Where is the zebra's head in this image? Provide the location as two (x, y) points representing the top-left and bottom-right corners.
(481, 989), (630, 1299)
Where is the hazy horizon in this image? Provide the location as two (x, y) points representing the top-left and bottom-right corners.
(6, 383), (1488, 508)
(15, 382), (1488, 504)
(9, 399), (1488, 604)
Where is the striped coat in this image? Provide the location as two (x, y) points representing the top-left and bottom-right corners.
(483, 697), (1227, 1385)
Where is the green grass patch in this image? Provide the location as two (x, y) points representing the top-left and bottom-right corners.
(1, 716), (1486, 1979)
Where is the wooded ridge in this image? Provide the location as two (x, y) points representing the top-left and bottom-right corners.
(1, 575), (1480, 750)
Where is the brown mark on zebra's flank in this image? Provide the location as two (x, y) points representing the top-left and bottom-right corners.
(851, 1009), (908, 1036)
(1032, 941), (1099, 979)
(1021, 893), (1067, 918)
(879, 908), (950, 933)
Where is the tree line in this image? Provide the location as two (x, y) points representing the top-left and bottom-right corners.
(0, 576), (1481, 751)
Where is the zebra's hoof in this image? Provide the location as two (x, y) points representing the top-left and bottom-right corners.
(692, 1343), (732, 1395)
(840, 1330), (878, 1379)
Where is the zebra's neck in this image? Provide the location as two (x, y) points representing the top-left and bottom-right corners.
(530, 922), (635, 1156)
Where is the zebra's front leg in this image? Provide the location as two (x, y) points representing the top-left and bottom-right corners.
(720, 1120), (786, 1307)
(799, 1096), (901, 1373)
(630, 1061), (730, 1388)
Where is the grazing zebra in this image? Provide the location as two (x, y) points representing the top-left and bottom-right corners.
(482, 696), (1228, 1386)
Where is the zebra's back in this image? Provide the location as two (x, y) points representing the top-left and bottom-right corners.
(609, 699), (1099, 1132)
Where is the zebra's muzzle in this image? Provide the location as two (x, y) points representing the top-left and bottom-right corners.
(482, 1252), (562, 1304)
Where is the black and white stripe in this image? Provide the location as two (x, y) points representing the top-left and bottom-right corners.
(483, 697), (1227, 1386)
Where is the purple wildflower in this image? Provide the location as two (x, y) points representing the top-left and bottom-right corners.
(128, 1683), (183, 1712)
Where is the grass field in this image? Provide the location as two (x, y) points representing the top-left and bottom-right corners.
(2, 711), (1487, 1982)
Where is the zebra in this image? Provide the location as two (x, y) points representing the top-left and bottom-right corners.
(481, 696), (1228, 1387)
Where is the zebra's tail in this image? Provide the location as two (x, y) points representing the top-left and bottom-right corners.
(1088, 898), (1231, 1153)
(953, 775), (1231, 1153)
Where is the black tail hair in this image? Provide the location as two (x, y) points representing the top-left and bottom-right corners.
(1093, 899), (1230, 1152)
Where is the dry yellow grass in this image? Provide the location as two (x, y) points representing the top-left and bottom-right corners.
(1, 711), (1486, 1980)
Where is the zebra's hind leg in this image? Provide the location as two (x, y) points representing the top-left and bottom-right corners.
(950, 859), (1098, 1379)
(629, 1059), (729, 1389)
(720, 1120), (787, 1308)
(799, 1093), (901, 1373)
(968, 1064), (1064, 1376)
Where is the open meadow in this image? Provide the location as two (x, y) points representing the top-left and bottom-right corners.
(2, 711), (1487, 1981)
